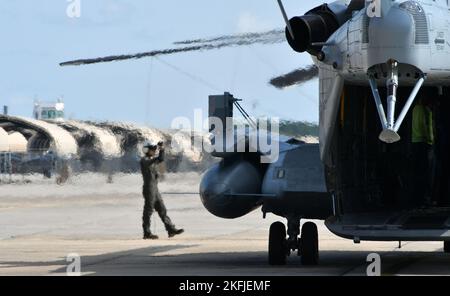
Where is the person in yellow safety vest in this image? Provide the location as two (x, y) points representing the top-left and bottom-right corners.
(411, 97), (435, 207)
(412, 101), (434, 146)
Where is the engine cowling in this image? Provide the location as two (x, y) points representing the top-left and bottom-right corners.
(199, 159), (263, 219)
(286, 2), (354, 55)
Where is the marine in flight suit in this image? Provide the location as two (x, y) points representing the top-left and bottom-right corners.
(141, 141), (184, 240)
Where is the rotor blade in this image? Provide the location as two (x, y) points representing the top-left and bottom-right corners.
(269, 65), (319, 89)
(60, 30), (286, 67)
(173, 29), (284, 45)
(60, 45), (209, 66)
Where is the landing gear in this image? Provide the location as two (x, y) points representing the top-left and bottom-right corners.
(444, 241), (450, 253)
(300, 222), (319, 265)
(268, 222), (287, 265)
(268, 219), (319, 266)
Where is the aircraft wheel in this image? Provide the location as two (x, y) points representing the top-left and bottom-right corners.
(444, 242), (450, 253)
(268, 222), (287, 265)
(300, 222), (319, 265)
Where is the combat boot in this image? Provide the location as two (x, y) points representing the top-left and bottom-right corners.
(143, 232), (159, 240)
(168, 228), (184, 238)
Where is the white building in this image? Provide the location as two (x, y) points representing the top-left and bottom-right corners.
(33, 99), (65, 122)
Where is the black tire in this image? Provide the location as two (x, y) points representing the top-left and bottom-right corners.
(444, 242), (450, 253)
(268, 222), (287, 265)
(300, 222), (319, 265)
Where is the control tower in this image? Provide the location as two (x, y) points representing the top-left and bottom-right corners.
(33, 99), (65, 122)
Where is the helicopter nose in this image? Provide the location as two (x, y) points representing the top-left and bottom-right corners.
(367, 4), (425, 67)
(369, 7), (415, 48)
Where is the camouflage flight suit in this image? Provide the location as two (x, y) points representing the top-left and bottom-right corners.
(140, 148), (175, 235)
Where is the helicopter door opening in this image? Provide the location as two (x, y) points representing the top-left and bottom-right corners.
(329, 84), (450, 219)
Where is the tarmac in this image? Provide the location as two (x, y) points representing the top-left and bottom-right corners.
(0, 173), (449, 276)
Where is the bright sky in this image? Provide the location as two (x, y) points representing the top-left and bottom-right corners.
(0, 0), (324, 128)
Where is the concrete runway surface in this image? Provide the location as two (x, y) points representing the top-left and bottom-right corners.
(0, 173), (449, 276)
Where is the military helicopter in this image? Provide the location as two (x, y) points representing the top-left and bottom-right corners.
(61, 0), (450, 266)
(201, 0), (450, 266)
